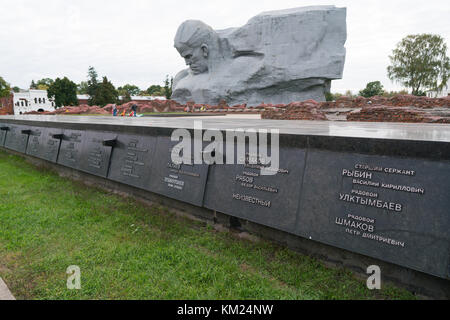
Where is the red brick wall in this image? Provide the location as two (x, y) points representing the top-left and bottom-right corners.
(0, 94), (14, 115)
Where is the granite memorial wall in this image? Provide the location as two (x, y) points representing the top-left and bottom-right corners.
(0, 120), (448, 280)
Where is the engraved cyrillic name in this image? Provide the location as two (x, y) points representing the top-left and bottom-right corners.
(339, 193), (402, 212)
(120, 139), (148, 179)
(232, 193), (271, 208)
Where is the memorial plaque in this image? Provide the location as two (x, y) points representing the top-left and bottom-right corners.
(108, 133), (156, 189)
(26, 126), (45, 158)
(57, 129), (85, 169)
(296, 150), (450, 279)
(204, 137), (307, 234)
(78, 131), (117, 177)
(146, 134), (209, 206)
(0, 123), (8, 147)
(3, 124), (30, 153)
(41, 129), (64, 163)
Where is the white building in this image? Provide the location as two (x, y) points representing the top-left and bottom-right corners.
(12, 90), (167, 114)
(13, 90), (56, 114)
(426, 88), (450, 98)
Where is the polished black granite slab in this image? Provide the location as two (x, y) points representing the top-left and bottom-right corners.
(296, 150), (450, 279)
(0, 115), (448, 279)
(3, 124), (30, 153)
(107, 133), (157, 190)
(0, 122), (7, 147)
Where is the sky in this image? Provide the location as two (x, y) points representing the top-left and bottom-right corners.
(1, 0), (449, 94)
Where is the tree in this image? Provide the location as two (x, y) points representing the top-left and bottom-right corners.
(122, 91), (132, 103)
(344, 90), (355, 98)
(0, 77), (11, 98)
(77, 81), (89, 94)
(86, 66), (99, 105)
(146, 84), (164, 96)
(387, 34), (450, 96)
(47, 77), (79, 108)
(30, 78), (54, 90)
(163, 75), (173, 99)
(92, 76), (118, 106)
(12, 86), (20, 93)
(117, 84), (141, 97)
(325, 92), (343, 101)
(359, 81), (384, 98)
(36, 78), (54, 90)
(381, 89), (409, 97)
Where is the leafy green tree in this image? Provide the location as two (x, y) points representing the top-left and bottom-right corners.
(387, 34), (450, 96)
(359, 81), (385, 98)
(325, 92), (344, 101)
(146, 84), (164, 96)
(0, 77), (11, 98)
(122, 91), (132, 103)
(47, 77), (79, 108)
(12, 86), (20, 93)
(118, 84), (141, 97)
(138, 90), (151, 96)
(87, 66), (99, 105)
(77, 81), (89, 94)
(92, 76), (118, 106)
(381, 89), (409, 97)
(36, 78), (54, 90)
(344, 90), (355, 98)
(164, 75), (173, 99)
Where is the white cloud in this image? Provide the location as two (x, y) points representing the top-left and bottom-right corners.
(0, 0), (449, 94)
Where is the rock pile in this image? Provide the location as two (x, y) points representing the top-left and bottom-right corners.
(261, 95), (450, 123)
(347, 106), (450, 123)
(261, 100), (326, 120)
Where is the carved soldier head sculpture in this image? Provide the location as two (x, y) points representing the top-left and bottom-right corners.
(174, 20), (217, 75)
(172, 6), (347, 106)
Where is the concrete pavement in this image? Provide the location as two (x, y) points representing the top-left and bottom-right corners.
(0, 277), (15, 300)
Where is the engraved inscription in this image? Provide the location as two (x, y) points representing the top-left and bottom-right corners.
(63, 133), (82, 163)
(120, 139), (148, 179)
(88, 147), (103, 169)
(232, 153), (288, 207)
(28, 129), (43, 155)
(335, 163), (423, 249)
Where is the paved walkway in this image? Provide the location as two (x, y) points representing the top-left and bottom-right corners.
(0, 277), (15, 300)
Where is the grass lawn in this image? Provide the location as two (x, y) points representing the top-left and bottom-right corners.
(0, 150), (415, 300)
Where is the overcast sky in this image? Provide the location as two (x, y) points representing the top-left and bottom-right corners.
(1, 0), (449, 93)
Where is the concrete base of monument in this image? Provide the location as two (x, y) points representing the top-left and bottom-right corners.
(4, 148), (449, 299)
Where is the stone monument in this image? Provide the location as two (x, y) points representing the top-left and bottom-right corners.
(172, 5), (347, 106)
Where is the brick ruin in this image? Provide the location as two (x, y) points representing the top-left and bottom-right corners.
(19, 94), (450, 123)
(0, 94), (14, 115)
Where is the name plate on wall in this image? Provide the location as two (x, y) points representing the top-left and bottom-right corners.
(4, 124), (30, 153)
(204, 142), (306, 234)
(108, 133), (157, 189)
(78, 131), (116, 178)
(0, 123), (8, 147)
(296, 150), (450, 279)
(57, 130), (85, 169)
(146, 135), (209, 206)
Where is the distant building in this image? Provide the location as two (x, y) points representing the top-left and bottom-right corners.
(76, 94), (90, 105)
(426, 88), (450, 98)
(3, 90), (168, 115)
(13, 89), (56, 114)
